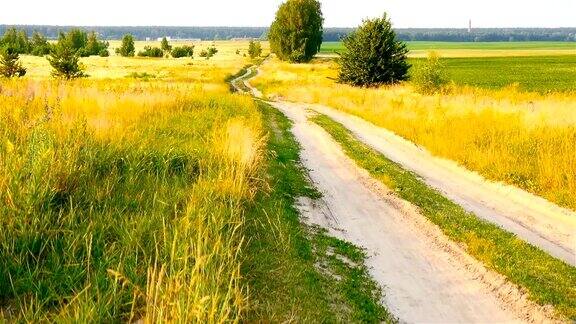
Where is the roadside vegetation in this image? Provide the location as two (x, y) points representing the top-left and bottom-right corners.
(252, 58), (576, 210)
(312, 113), (576, 321)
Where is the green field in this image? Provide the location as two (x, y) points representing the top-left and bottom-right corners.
(321, 41), (576, 53)
(409, 55), (576, 92)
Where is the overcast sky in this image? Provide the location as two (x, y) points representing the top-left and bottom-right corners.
(1, 0), (575, 28)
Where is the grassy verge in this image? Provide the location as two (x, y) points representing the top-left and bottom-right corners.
(311, 113), (576, 321)
(242, 101), (394, 322)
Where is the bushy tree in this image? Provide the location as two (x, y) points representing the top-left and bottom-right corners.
(30, 31), (51, 56)
(338, 14), (410, 87)
(411, 52), (449, 94)
(160, 37), (172, 52)
(1, 28), (30, 54)
(269, 0), (323, 63)
(47, 38), (86, 79)
(0, 47), (27, 78)
(171, 45), (194, 58)
(60, 29), (88, 53)
(138, 46), (164, 58)
(84, 32), (109, 57)
(117, 34), (135, 57)
(248, 40), (262, 59)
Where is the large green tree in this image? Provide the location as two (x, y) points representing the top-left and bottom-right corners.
(269, 0), (323, 63)
(1, 28), (30, 54)
(338, 14), (410, 87)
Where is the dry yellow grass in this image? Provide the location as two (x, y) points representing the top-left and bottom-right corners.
(252, 58), (576, 210)
(1, 41), (265, 322)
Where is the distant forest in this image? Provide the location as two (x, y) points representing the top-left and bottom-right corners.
(1, 25), (575, 42)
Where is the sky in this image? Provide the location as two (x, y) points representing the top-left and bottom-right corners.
(1, 0), (575, 28)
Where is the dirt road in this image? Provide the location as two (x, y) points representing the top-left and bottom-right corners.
(271, 101), (555, 323)
(303, 103), (576, 267)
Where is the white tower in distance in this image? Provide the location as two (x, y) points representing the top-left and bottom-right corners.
(468, 19), (472, 33)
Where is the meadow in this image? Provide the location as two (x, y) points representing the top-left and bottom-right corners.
(252, 57), (576, 210)
(1, 40), (388, 322)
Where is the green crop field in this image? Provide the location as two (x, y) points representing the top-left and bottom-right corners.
(321, 41), (576, 53)
(409, 55), (576, 92)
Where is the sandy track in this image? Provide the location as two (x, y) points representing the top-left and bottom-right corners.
(303, 103), (576, 266)
(271, 101), (556, 323)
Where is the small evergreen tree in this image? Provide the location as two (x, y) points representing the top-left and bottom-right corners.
(338, 14), (410, 87)
(47, 39), (86, 79)
(117, 34), (135, 57)
(1, 28), (30, 54)
(171, 45), (194, 58)
(138, 46), (164, 58)
(0, 47), (27, 78)
(160, 37), (172, 52)
(269, 0), (323, 63)
(248, 40), (262, 59)
(85, 32), (109, 57)
(30, 31), (51, 56)
(412, 52), (449, 94)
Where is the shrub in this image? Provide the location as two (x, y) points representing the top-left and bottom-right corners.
(84, 32), (109, 57)
(47, 39), (86, 79)
(160, 37), (172, 52)
(138, 46), (164, 58)
(199, 46), (218, 60)
(171, 45), (194, 58)
(338, 14), (410, 87)
(269, 0), (323, 63)
(117, 34), (135, 57)
(99, 49), (110, 57)
(0, 47), (27, 78)
(1, 28), (30, 54)
(30, 31), (51, 56)
(412, 52), (449, 94)
(248, 40), (262, 59)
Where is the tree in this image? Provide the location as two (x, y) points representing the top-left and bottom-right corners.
(1, 28), (29, 54)
(248, 40), (262, 59)
(160, 37), (172, 52)
(268, 0), (323, 63)
(85, 32), (109, 57)
(0, 47), (26, 78)
(47, 39), (86, 79)
(338, 14), (410, 87)
(30, 31), (51, 56)
(411, 52), (449, 94)
(117, 34), (135, 57)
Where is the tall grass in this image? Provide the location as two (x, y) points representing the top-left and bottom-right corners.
(0, 78), (264, 321)
(252, 58), (576, 210)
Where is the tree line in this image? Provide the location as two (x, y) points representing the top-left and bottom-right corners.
(2, 25), (575, 42)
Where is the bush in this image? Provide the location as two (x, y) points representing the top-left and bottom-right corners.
(0, 47), (26, 78)
(248, 40), (262, 59)
(99, 49), (110, 57)
(30, 31), (51, 56)
(117, 34), (135, 57)
(412, 52), (449, 94)
(0, 28), (30, 54)
(84, 32), (109, 57)
(199, 46), (218, 60)
(269, 0), (323, 63)
(338, 14), (410, 87)
(138, 46), (164, 58)
(47, 39), (86, 79)
(171, 45), (194, 58)
(160, 37), (172, 52)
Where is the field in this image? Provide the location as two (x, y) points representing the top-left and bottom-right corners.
(252, 57), (576, 210)
(321, 40), (576, 53)
(2, 34), (576, 322)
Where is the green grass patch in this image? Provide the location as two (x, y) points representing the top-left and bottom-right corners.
(409, 55), (576, 92)
(321, 41), (576, 53)
(311, 113), (576, 321)
(242, 101), (394, 323)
